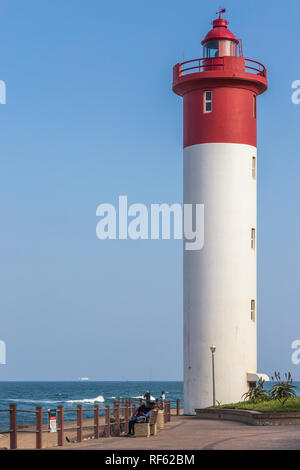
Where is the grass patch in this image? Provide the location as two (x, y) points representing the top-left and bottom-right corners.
(211, 396), (300, 413)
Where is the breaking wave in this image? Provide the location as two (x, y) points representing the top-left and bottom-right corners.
(66, 395), (105, 404)
(9, 398), (60, 404)
(132, 395), (156, 401)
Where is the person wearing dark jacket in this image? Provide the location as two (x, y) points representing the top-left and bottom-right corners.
(127, 401), (152, 435)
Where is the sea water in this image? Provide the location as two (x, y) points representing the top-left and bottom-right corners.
(0, 380), (299, 431)
(0, 381), (183, 430)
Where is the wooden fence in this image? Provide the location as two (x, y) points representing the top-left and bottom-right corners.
(0, 398), (180, 449)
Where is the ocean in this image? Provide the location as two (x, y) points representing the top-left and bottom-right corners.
(1, 380), (299, 431)
(0, 381), (183, 430)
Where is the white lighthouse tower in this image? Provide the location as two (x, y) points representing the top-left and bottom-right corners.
(173, 10), (268, 413)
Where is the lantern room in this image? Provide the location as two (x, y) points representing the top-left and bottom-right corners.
(201, 9), (241, 58)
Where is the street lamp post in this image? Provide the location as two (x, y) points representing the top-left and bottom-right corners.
(210, 345), (216, 406)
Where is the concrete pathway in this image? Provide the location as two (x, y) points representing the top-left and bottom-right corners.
(61, 416), (300, 450)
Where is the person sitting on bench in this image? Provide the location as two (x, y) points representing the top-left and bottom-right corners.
(127, 401), (153, 435)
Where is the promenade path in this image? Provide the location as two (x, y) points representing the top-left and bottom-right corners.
(61, 416), (300, 450)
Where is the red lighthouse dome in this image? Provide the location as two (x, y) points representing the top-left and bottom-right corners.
(201, 10), (239, 58)
(202, 14), (239, 43)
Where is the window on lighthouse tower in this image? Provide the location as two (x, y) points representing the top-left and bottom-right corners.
(251, 228), (256, 250)
(251, 300), (256, 322)
(204, 91), (212, 113)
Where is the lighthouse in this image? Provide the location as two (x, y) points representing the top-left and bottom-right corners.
(173, 10), (268, 413)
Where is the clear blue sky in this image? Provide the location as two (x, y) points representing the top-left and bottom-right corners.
(0, 0), (299, 380)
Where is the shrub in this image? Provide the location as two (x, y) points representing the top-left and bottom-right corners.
(242, 377), (269, 403)
(270, 372), (297, 406)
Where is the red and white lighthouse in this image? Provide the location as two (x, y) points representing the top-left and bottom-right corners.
(173, 10), (268, 414)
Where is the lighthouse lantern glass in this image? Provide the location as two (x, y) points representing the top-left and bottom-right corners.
(203, 40), (238, 58)
(203, 41), (218, 58)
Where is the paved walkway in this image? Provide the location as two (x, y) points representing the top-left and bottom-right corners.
(61, 416), (300, 450)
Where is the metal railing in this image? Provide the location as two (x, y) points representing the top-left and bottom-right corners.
(176, 57), (266, 78)
(0, 398), (180, 450)
(244, 59), (266, 76)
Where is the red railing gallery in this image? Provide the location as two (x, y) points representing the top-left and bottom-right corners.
(173, 57), (266, 78)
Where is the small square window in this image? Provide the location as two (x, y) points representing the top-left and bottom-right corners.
(251, 300), (256, 322)
(204, 91), (212, 113)
(251, 228), (256, 250)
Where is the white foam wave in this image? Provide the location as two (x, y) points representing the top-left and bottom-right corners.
(9, 395), (105, 405)
(66, 395), (105, 404)
(10, 398), (60, 404)
(132, 395), (156, 401)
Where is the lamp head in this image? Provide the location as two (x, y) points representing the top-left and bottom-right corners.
(210, 345), (216, 354)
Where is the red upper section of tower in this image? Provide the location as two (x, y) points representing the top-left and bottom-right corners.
(172, 11), (268, 148)
(201, 11), (239, 45)
(172, 10), (268, 99)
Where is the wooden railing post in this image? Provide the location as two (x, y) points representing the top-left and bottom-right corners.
(105, 404), (110, 438)
(57, 405), (64, 446)
(115, 401), (120, 436)
(168, 401), (171, 422)
(121, 397), (125, 416)
(94, 405), (99, 440)
(176, 399), (180, 416)
(9, 404), (17, 450)
(164, 402), (168, 424)
(77, 404), (83, 443)
(36, 406), (43, 449)
(124, 399), (129, 434)
(113, 399), (117, 435)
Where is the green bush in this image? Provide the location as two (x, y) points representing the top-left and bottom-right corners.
(269, 372), (297, 406)
(242, 377), (269, 403)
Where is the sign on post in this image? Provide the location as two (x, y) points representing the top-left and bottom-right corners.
(49, 409), (57, 433)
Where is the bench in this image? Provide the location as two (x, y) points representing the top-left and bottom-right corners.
(156, 409), (164, 429)
(134, 410), (158, 437)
